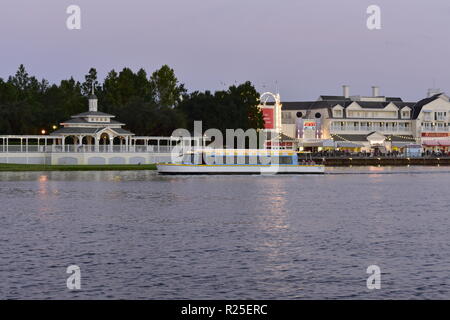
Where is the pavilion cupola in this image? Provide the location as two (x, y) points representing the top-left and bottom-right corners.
(88, 86), (98, 112)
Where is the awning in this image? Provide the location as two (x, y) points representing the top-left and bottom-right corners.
(301, 142), (323, 147)
(423, 140), (450, 147)
(336, 142), (363, 148)
(322, 139), (335, 147)
(438, 140), (450, 146)
(391, 142), (411, 148)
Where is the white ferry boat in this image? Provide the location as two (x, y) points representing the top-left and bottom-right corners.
(156, 149), (325, 175)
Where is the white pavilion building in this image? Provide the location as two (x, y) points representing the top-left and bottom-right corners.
(51, 90), (134, 152)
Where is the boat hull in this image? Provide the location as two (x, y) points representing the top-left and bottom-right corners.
(156, 164), (325, 175)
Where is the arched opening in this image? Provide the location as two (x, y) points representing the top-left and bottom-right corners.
(82, 136), (95, 152)
(113, 137), (122, 145)
(100, 133), (110, 145)
(65, 136), (76, 145)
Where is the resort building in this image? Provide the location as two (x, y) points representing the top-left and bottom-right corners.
(260, 86), (450, 153)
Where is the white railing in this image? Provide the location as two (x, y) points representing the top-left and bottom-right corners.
(0, 144), (177, 153)
(330, 126), (412, 133)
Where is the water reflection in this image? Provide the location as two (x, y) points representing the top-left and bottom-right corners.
(2, 167), (450, 299)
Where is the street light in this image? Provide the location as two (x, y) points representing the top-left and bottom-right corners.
(41, 129), (46, 135)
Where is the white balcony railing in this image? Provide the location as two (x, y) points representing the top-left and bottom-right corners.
(330, 126), (412, 133)
(0, 144), (177, 154)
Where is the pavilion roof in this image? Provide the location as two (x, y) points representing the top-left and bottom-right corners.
(62, 118), (124, 125)
(50, 127), (134, 136)
(71, 111), (115, 118)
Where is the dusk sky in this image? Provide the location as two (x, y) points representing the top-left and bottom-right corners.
(1, 0), (449, 101)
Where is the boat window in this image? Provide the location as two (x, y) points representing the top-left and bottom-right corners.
(279, 156), (293, 164)
(244, 156), (258, 165)
(225, 156), (236, 164)
(216, 156), (225, 165)
(249, 156), (258, 165)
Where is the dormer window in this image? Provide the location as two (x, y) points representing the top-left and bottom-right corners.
(401, 110), (410, 119)
(333, 107), (343, 118)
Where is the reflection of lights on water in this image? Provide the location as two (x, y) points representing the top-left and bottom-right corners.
(368, 167), (385, 180)
(257, 179), (289, 232)
(38, 175), (49, 197)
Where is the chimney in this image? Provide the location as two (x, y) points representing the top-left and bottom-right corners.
(428, 88), (440, 98)
(343, 85), (350, 98)
(372, 86), (380, 97)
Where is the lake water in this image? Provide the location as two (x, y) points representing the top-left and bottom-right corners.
(1, 166), (450, 299)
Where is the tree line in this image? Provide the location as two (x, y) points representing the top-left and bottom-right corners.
(0, 65), (264, 136)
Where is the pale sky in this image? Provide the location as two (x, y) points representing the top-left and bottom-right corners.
(1, 0), (449, 101)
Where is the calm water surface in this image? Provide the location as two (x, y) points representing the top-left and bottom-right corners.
(1, 166), (450, 299)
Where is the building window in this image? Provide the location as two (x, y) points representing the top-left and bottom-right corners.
(401, 110), (410, 119)
(281, 112), (295, 124)
(436, 112), (446, 121)
(423, 122), (432, 130)
(333, 109), (343, 118)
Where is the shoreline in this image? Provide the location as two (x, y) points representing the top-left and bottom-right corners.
(313, 157), (450, 166)
(1, 161), (449, 172)
(0, 164), (157, 172)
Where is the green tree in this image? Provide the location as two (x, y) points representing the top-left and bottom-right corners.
(81, 68), (100, 96)
(0, 64), (262, 137)
(150, 65), (186, 108)
(178, 81), (263, 133)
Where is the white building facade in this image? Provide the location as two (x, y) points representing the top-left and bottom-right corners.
(261, 86), (450, 153)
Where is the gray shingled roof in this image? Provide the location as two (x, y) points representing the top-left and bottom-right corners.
(111, 128), (134, 135)
(51, 127), (134, 136)
(386, 97), (403, 102)
(50, 127), (101, 135)
(331, 134), (370, 142)
(72, 111), (115, 118)
(331, 133), (415, 142)
(281, 99), (417, 120)
(320, 95), (351, 101)
(62, 118), (124, 125)
(264, 132), (296, 140)
(411, 94), (442, 119)
(385, 135), (415, 142)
